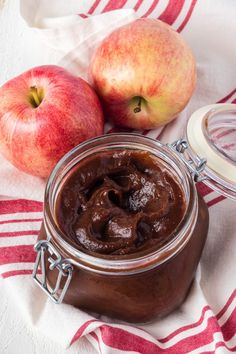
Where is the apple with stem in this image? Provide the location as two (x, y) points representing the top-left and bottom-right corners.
(90, 19), (196, 130)
(0, 65), (104, 178)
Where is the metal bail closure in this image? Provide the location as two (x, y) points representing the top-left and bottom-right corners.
(32, 240), (73, 304)
(169, 139), (207, 182)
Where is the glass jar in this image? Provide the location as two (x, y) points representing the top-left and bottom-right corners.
(33, 103), (236, 323)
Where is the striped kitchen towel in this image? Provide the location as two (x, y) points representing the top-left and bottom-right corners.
(0, 1), (235, 353)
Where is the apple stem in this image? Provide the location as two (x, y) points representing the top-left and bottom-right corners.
(30, 86), (43, 108)
(134, 97), (142, 113)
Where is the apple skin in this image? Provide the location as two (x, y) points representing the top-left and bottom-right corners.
(0, 65), (104, 178)
(90, 18), (196, 130)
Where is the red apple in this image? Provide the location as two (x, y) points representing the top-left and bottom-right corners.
(90, 18), (196, 130)
(0, 65), (104, 178)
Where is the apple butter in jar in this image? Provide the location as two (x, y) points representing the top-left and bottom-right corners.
(34, 132), (209, 323)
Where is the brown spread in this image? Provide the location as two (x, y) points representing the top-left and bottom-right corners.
(56, 149), (186, 256)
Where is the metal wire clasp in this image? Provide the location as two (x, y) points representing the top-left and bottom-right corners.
(32, 240), (73, 304)
(169, 139), (207, 182)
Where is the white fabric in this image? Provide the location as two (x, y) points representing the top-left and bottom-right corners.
(0, 0), (236, 353)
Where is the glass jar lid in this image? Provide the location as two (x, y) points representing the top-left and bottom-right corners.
(186, 103), (236, 199)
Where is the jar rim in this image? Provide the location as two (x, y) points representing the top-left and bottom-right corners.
(44, 133), (198, 274)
